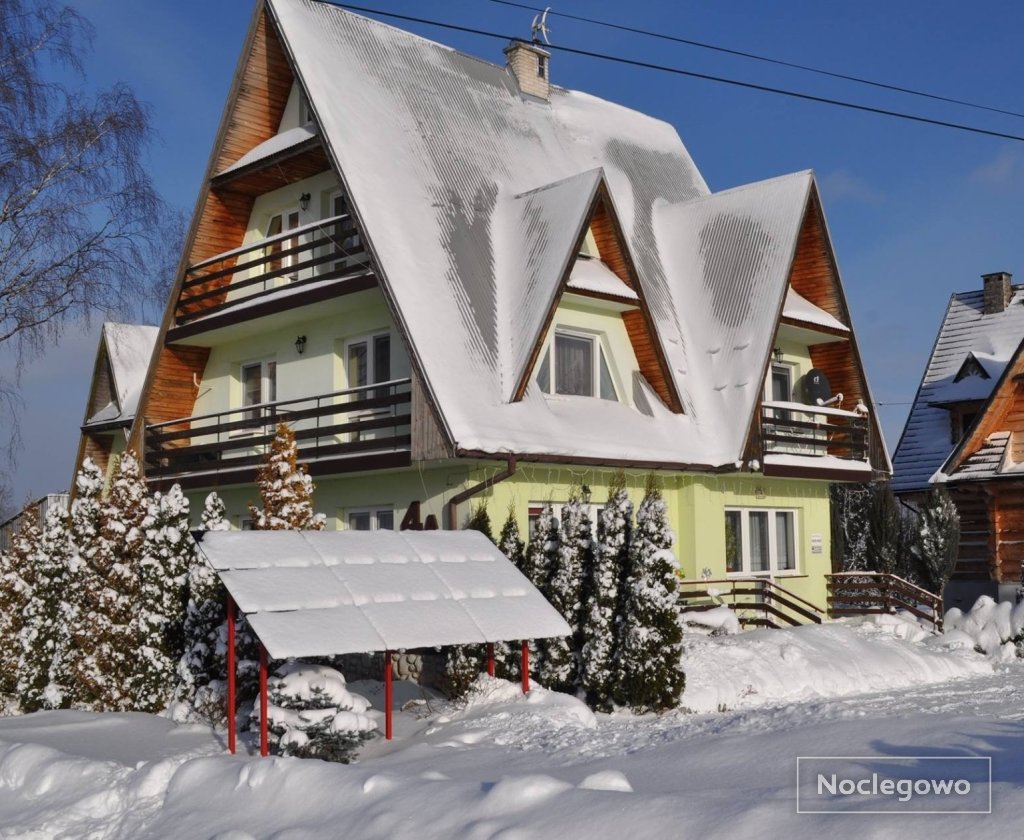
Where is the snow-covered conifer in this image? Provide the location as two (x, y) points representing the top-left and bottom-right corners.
(18, 505), (72, 711)
(913, 488), (960, 594)
(256, 661), (376, 762)
(135, 483), (194, 712)
(494, 505), (526, 678)
(830, 484), (872, 571)
(0, 508), (39, 704)
(74, 453), (148, 710)
(538, 493), (591, 692)
(582, 475), (631, 710)
(465, 501), (494, 542)
(616, 477), (685, 712)
(522, 503), (559, 680)
(249, 423), (326, 530)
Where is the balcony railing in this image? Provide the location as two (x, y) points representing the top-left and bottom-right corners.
(144, 378), (411, 480)
(760, 400), (869, 462)
(176, 212), (370, 324)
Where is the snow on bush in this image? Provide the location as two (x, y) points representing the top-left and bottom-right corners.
(256, 661), (376, 762)
(941, 595), (1024, 660)
(441, 674), (596, 732)
(680, 605), (741, 636)
(248, 423), (326, 531)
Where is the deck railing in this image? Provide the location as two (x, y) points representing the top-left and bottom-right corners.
(678, 576), (825, 629)
(176, 212), (370, 323)
(144, 378), (411, 479)
(760, 401), (869, 462)
(826, 572), (944, 632)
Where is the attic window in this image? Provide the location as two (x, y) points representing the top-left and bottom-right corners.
(953, 354), (990, 383)
(537, 330), (616, 400)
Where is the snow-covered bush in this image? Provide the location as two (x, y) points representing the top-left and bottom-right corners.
(465, 501), (494, 542)
(581, 476), (630, 710)
(616, 478), (685, 712)
(0, 508), (38, 702)
(830, 483), (871, 571)
(495, 506), (527, 679)
(912, 488), (959, 594)
(258, 661), (376, 762)
(943, 595), (1024, 659)
(523, 502), (559, 680)
(249, 423), (326, 531)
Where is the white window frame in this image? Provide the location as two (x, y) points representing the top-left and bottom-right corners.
(327, 190), (361, 274)
(537, 327), (618, 401)
(238, 357), (277, 427)
(724, 507), (800, 577)
(343, 331), (392, 391)
(265, 205), (302, 284)
(345, 506), (395, 531)
(527, 501), (604, 540)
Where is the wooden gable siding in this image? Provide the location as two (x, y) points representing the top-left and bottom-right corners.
(87, 344), (114, 418)
(590, 190), (682, 413)
(144, 345), (211, 428)
(82, 435), (114, 478)
(788, 193), (847, 325)
(411, 368), (453, 461)
(950, 362), (1024, 477)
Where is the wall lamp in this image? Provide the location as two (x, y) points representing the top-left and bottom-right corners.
(772, 346), (784, 363)
(295, 335), (307, 355)
(299, 192), (311, 211)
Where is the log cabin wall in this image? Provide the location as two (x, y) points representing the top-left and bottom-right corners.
(990, 486), (1024, 584)
(949, 487), (993, 580)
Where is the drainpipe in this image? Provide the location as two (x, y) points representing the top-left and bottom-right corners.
(447, 455), (517, 530)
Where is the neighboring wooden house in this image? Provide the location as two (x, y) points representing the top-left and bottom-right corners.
(73, 322), (159, 488)
(109, 0), (886, 616)
(893, 271), (1024, 607)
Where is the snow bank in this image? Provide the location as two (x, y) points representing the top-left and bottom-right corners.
(941, 595), (1024, 660)
(680, 605), (741, 635)
(681, 620), (992, 713)
(437, 675), (596, 731)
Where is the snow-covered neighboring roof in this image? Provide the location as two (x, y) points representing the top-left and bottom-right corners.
(893, 287), (1024, 493)
(85, 323), (159, 427)
(938, 431), (1010, 483)
(262, 0), (836, 467)
(217, 124), (317, 177)
(783, 287), (848, 333)
(194, 529), (571, 659)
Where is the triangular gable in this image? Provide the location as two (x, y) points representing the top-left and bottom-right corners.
(940, 338), (1024, 478)
(510, 178), (683, 412)
(84, 340), (117, 425)
(954, 352), (991, 383)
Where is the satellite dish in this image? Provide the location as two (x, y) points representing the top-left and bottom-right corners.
(531, 7), (552, 45)
(803, 369), (832, 405)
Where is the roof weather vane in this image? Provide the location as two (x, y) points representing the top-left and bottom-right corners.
(531, 7), (552, 45)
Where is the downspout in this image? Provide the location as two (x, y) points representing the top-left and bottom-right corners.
(446, 455), (517, 530)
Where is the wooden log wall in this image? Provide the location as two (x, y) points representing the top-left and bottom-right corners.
(990, 487), (1024, 583)
(949, 488), (993, 580)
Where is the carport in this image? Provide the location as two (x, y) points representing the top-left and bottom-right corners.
(192, 529), (571, 755)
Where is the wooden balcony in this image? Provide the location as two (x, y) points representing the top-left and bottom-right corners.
(144, 378), (411, 485)
(172, 212), (373, 333)
(759, 400), (871, 480)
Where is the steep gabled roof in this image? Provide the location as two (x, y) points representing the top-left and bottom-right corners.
(83, 323), (159, 429)
(892, 285), (1024, 493)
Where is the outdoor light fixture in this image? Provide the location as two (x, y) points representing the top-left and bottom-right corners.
(581, 484), (592, 504)
(295, 335), (307, 355)
(772, 346), (784, 363)
(299, 192), (311, 211)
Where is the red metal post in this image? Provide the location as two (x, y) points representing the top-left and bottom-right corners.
(226, 594), (236, 755)
(521, 640), (529, 694)
(384, 650), (393, 741)
(259, 643), (269, 757)
(486, 642), (495, 677)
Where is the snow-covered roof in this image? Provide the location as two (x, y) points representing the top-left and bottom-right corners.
(266, 0), (829, 468)
(568, 258), (638, 301)
(782, 287), (848, 333)
(85, 323), (159, 427)
(217, 124), (317, 177)
(893, 287), (1024, 493)
(938, 431), (1010, 483)
(194, 529), (571, 659)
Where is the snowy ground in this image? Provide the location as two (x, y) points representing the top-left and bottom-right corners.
(0, 620), (1021, 839)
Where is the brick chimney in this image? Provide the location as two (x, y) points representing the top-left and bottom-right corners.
(982, 271), (1013, 314)
(504, 40), (550, 101)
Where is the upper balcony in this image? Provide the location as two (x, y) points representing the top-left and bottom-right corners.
(144, 378), (411, 487)
(758, 400), (872, 481)
(168, 213), (374, 342)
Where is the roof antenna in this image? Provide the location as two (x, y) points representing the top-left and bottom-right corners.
(531, 7), (552, 45)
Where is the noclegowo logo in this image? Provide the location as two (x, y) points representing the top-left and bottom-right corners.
(797, 757), (992, 814)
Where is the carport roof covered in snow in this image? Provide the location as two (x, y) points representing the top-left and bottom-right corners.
(193, 529), (571, 660)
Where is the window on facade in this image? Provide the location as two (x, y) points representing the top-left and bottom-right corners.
(724, 508), (798, 575)
(266, 208), (301, 281)
(949, 402), (982, 444)
(536, 330), (616, 400)
(527, 501), (605, 539)
(346, 333), (391, 394)
(241, 359), (277, 422)
(347, 507), (394, 530)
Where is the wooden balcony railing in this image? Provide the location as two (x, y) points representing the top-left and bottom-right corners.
(176, 212), (370, 324)
(760, 401), (869, 462)
(144, 378), (411, 480)
(678, 576), (825, 629)
(826, 572), (943, 632)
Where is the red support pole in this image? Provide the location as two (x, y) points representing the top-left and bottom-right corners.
(259, 643), (269, 757)
(486, 642), (495, 677)
(521, 640), (529, 694)
(226, 595), (236, 755)
(384, 650), (393, 741)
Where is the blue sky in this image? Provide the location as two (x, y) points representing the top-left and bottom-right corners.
(6, 0), (1024, 504)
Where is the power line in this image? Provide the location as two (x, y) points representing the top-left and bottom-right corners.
(487, 0), (1024, 121)
(328, 2), (1024, 143)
